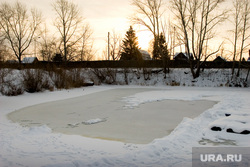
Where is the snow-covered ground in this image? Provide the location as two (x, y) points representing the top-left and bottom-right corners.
(1, 68), (249, 97)
(0, 85), (250, 167)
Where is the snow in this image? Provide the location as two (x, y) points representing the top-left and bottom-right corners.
(22, 57), (38, 64)
(0, 85), (250, 167)
(89, 68), (249, 87)
(122, 89), (207, 108)
(1, 68), (249, 95)
(82, 118), (107, 125)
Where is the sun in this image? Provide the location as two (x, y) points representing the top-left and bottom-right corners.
(136, 30), (153, 51)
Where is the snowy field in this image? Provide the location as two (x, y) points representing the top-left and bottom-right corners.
(0, 85), (250, 167)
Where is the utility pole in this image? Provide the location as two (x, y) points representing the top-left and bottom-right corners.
(173, 26), (176, 56)
(108, 32), (110, 60)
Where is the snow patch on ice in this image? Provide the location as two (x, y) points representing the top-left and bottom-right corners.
(24, 125), (52, 135)
(122, 89), (216, 108)
(82, 118), (107, 125)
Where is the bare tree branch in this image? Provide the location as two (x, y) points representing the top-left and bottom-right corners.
(0, 1), (42, 63)
(52, 0), (92, 61)
(130, 0), (165, 40)
(170, 0), (228, 78)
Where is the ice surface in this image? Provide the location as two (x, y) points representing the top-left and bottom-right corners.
(8, 88), (216, 144)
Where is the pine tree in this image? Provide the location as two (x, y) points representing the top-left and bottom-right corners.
(120, 26), (142, 61)
(153, 37), (160, 60)
(153, 33), (169, 60)
(153, 33), (170, 76)
(159, 33), (169, 60)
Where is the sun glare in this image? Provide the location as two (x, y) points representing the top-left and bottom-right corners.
(137, 31), (153, 51)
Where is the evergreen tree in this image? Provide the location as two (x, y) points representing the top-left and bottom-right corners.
(153, 37), (160, 60)
(153, 33), (170, 76)
(120, 26), (142, 61)
(153, 33), (169, 60)
(53, 54), (63, 62)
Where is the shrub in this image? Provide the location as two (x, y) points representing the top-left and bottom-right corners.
(68, 69), (86, 88)
(41, 74), (55, 91)
(0, 69), (24, 96)
(91, 68), (116, 84)
(51, 68), (68, 89)
(22, 69), (54, 93)
(1, 83), (24, 96)
(143, 68), (152, 81)
(50, 68), (86, 89)
(22, 69), (44, 93)
(228, 75), (248, 87)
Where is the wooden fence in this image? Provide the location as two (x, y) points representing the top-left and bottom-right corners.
(1, 60), (250, 69)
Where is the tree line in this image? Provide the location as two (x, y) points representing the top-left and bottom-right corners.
(0, 0), (250, 80)
(130, 0), (250, 79)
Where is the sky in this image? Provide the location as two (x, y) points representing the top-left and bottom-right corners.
(1, 0), (249, 60)
(2, 0), (149, 60)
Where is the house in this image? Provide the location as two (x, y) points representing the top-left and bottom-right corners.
(174, 52), (193, 61)
(22, 57), (39, 64)
(139, 50), (151, 60)
(213, 56), (226, 63)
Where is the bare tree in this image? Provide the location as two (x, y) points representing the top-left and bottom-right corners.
(38, 23), (57, 61)
(78, 24), (95, 61)
(230, 0), (242, 75)
(109, 30), (122, 61)
(229, 0), (250, 77)
(0, 1), (42, 63)
(102, 30), (122, 61)
(131, 0), (165, 43)
(0, 27), (7, 62)
(53, 0), (91, 61)
(171, 0), (228, 79)
(236, 0), (250, 77)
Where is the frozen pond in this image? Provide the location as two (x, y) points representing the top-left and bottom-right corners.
(8, 88), (217, 144)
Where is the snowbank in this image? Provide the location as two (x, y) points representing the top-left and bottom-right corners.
(1, 68), (249, 96)
(89, 68), (249, 87)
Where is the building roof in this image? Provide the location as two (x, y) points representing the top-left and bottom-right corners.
(139, 50), (151, 60)
(213, 56), (226, 62)
(174, 52), (193, 59)
(22, 57), (38, 64)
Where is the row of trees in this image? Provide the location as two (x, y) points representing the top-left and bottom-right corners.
(0, 0), (249, 80)
(106, 0), (250, 79)
(130, 0), (250, 79)
(0, 0), (170, 67)
(0, 0), (94, 63)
